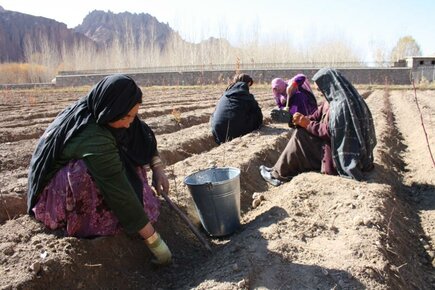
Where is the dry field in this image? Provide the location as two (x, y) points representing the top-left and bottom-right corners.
(0, 84), (434, 289)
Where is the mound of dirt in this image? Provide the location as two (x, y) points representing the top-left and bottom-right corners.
(0, 85), (434, 289)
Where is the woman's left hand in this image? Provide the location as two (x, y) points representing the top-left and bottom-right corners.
(152, 166), (170, 195)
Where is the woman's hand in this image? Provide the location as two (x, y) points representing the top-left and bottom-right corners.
(292, 112), (310, 128)
(152, 166), (169, 195)
(145, 231), (172, 265)
(278, 94), (287, 108)
(284, 82), (298, 111)
(286, 81), (297, 97)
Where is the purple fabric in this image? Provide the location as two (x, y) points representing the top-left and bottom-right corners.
(271, 78), (287, 109)
(291, 74), (313, 93)
(32, 160), (160, 237)
(271, 75), (317, 115)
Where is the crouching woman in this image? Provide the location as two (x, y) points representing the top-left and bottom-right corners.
(211, 73), (263, 144)
(27, 74), (171, 265)
(260, 68), (377, 186)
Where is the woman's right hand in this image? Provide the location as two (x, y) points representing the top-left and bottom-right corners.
(145, 232), (172, 265)
(139, 222), (172, 265)
(293, 113), (310, 128)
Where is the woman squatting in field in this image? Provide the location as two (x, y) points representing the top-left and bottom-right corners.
(271, 73), (318, 116)
(260, 68), (377, 186)
(27, 74), (172, 265)
(210, 73), (263, 144)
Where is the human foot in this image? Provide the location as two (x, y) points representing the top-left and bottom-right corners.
(259, 165), (273, 172)
(259, 166), (282, 187)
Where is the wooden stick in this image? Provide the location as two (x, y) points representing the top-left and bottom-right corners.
(284, 92), (290, 111)
(161, 191), (212, 252)
(284, 82), (292, 111)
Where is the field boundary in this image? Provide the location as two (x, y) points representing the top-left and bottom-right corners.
(53, 68), (412, 87)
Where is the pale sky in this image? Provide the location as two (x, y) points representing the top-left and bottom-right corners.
(1, 0), (434, 61)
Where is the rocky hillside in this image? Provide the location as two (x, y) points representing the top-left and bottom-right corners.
(0, 7), (96, 63)
(0, 8), (185, 63)
(74, 10), (183, 50)
(0, 7), (234, 67)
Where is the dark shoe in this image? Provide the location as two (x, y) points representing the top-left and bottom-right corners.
(259, 166), (282, 187)
(259, 165), (273, 172)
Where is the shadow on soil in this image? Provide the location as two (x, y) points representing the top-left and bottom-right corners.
(182, 206), (365, 289)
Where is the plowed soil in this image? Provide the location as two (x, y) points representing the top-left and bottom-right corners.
(0, 84), (434, 289)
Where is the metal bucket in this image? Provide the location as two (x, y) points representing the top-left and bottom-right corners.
(184, 167), (241, 237)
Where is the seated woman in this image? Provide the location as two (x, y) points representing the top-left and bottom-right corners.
(27, 74), (171, 265)
(271, 74), (318, 116)
(211, 73), (263, 144)
(260, 68), (376, 186)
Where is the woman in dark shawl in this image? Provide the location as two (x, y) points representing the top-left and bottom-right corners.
(27, 74), (171, 265)
(260, 68), (376, 186)
(210, 73), (263, 144)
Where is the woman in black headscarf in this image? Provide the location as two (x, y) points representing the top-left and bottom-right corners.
(210, 73), (263, 144)
(27, 74), (171, 265)
(260, 68), (376, 186)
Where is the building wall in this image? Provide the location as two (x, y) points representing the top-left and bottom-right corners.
(412, 67), (435, 83)
(405, 57), (435, 82)
(407, 57), (435, 68)
(55, 67), (413, 87)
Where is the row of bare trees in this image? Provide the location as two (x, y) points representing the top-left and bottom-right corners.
(0, 30), (424, 84)
(19, 35), (366, 80)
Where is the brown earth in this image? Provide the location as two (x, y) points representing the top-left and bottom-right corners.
(0, 84), (434, 289)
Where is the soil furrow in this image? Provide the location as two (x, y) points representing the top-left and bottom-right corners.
(389, 89), (435, 279)
(1, 87), (434, 290)
(147, 109), (213, 135)
(0, 127), (45, 143)
(166, 123), (293, 218)
(157, 123), (217, 166)
(139, 103), (216, 119)
(364, 89), (434, 288)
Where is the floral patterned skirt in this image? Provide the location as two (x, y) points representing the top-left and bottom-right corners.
(32, 159), (160, 238)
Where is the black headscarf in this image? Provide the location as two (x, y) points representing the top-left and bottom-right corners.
(27, 74), (157, 213)
(225, 73), (254, 91)
(211, 81), (263, 144)
(312, 68), (376, 180)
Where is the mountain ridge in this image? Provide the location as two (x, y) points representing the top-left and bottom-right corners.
(0, 8), (95, 62)
(0, 7), (232, 64)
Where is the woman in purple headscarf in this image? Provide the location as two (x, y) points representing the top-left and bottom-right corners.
(271, 74), (318, 116)
(260, 68), (376, 186)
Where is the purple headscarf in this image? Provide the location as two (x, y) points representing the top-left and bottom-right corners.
(271, 74), (317, 115)
(271, 78), (288, 109)
(291, 74), (313, 93)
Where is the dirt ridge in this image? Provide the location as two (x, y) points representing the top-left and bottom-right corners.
(0, 86), (434, 289)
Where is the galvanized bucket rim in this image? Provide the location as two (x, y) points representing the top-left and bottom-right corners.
(183, 166), (240, 186)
